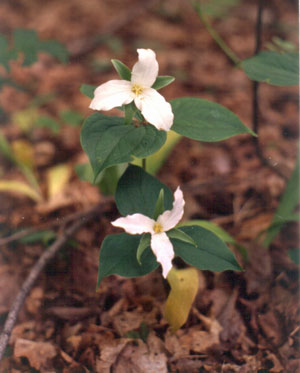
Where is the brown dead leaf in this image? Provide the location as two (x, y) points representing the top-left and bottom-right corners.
(25, 287), (44, 314)
(14, 338), (57, 370)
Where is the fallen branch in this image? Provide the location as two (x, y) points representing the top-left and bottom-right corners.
(0, 200), (110, 361)
(0, 198), (113, 247)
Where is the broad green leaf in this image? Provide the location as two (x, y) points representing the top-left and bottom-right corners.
(97, 233), (158, 287)
(0, 35), (17, 72)
(152, 76), (175, 90)
(153, 189), (165, 220)
(164, 268), (199, 331)
(46, 164), (72, 199)
(288, 249), (299, 265)
(115, 165), (173, 217)
(178, 220), (235, 244)
(111, 59), (131, 81)
(167, 228), (197, 247)
(80, 84), (97, 99)
(136, 234), (151, 264)
(241, 51), (299, 86)
(171, 97), (255, 141)
(80, 113), (166, 180)
(263, 155), (299, 247)
(35, 115), (60, 134)
(172, 226), (242, 271)
(179, 219), (248, 261)
(132, 130), (181, 175)
(0, 180), (42, 202)
(60, 110), (83, 126)
(13, 29), (68, 66)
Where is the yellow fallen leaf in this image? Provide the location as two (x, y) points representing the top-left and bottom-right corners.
(12, 108), (38, 133)
(12, 140), (35, 170)
(0, 180), (42, 202)
(164, 267), (199, 331)
(46, 164), (72, 200)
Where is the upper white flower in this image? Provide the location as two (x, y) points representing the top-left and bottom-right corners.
(111, 187), (185, 278)
(89, 49), (174, 131)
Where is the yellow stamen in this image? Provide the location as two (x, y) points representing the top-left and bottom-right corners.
(153, 223), (164, 233)
(131, 83), (143, 96)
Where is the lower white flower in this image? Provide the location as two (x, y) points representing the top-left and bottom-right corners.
(112, 187), (185, 278)
(89, 48), (174, 131)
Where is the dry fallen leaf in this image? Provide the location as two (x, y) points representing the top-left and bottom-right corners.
(14, 338), (57, 370)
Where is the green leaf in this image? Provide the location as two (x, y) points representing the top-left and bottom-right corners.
(171, 97), (255, 141)
(179, 220), (236, 244)
(241, 51), (299, 86)
(152, 76), (175, 90)
(115, 164), (173, 217)
(179, 219), (248, 261)
(263, 155), (300, 247)
(74, 163), (94, 183)
(39, 40), (68, 64)
(13, 29), (68, 66)
(167, 228), (197, 247)
(20, 230), (56, 245)
(97, 233), (158, 287)
(136, 234), (151, 264)
(60, 110), (83, 126)
(124, 102), (138, 125)
(172, 226), (242, 271)
(35, 115), (60, 134)
(111, 59), (132, 81)
(98, 164), (126, 195)
(132, 130), (182, 175)
(153, 189), (165, 220)
(0, 35), (17, 72)
(80, 113), (166, 180)
(80, 84), (97, 99)
(288, 249), (299, 265)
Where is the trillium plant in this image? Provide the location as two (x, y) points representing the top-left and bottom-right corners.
(80, 48), (254, 329)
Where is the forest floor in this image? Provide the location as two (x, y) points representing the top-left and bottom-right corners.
(0, 0), (298, 372)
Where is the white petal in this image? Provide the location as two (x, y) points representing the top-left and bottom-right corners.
(157, 187), (185, 231)
(135, 88), (174, 131)
(151, 232), (174, 278)
(89, 80), (134, 111)
(131, 49), (158, 88)
(112, 213), (155, 235)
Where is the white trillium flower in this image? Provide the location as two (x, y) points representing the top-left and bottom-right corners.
(89, 49), (174, 131)
(111, 187), (185, 278)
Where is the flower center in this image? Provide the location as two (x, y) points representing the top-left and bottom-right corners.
(153, 222), (164, 234)
(131, 83), (143, 96)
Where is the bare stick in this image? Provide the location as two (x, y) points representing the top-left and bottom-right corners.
(0, 198), (113, 247)
(0, 202), (107, 361)
(251, 0), (287, 180)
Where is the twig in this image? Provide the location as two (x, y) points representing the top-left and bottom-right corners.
(251, 0), (288, 181)
(0, 198), (113, 247)
(68, 0), (158, 59)
(193, 1), (240, 65)
(0, 201), (109, 361)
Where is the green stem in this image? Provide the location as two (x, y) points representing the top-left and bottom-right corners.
(194, 1), (241, 66)
(142, 158), (146, 171)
